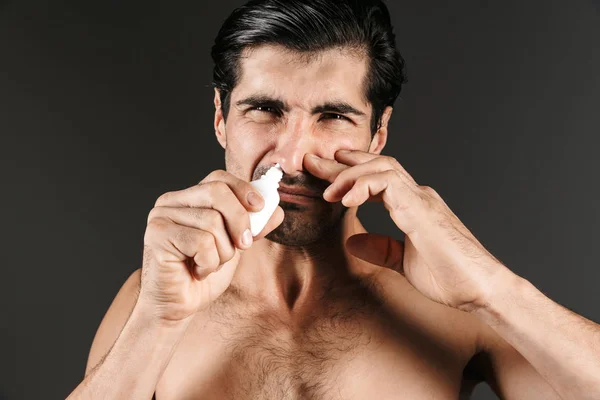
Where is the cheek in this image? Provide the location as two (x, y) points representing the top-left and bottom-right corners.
(312, 117), (372, 149)
(226, 117), (370, 164)
(227, 119), (278, 151)
(316, 130), (370, 157)
(225, 120), (277, 178)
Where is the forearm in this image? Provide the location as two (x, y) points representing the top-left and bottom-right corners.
(474, 268), (600, 399)
(67, 302), (190, 400)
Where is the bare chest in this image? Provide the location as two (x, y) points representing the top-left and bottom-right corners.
(156, 281), (476, 400)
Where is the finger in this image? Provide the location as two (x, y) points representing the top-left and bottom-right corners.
(147, 207), (236, 266)
(345, 232), (405, 275)
(303, 153), (350, 183)
(157, 180), (254, 250)
(146, 217), (221, 279)
(334, 149), (379, 165)
(156, 169), (265, 213)
(334, 150), (417, 185)
(323, 158), (396, 202)
(253, 206), (284, 240)
(340, 171), (424, 235)
(339, 172), (389, 207)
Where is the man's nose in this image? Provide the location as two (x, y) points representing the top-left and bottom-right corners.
(269, 118), (316, 175)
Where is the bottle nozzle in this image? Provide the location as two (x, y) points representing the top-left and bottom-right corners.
(264, 163), (283, 182)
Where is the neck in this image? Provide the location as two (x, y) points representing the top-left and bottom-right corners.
(231, 206), (368, 315)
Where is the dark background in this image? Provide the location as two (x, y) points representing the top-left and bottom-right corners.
(1, 0), (599, 399)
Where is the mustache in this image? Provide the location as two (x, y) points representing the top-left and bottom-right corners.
(253, 167), (329, 193)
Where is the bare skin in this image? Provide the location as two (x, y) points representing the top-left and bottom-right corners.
(71, 46), (566, 399)
(153, 208), (487, 399)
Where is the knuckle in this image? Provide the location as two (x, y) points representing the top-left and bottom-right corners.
(420, 185), (438, 197)
(147, 206), (163, 224)
(194, 255), (218, 274)
(194, 235), (219, 268)
(195, 208), (225, 232)
(212, 169), (227, 177)
(205, 209), (223, 225)
(188, 207), (207, 224)
(385, 169), (403, 187)
(174, 225), (191, 245)
(154, 249), (172, 266)
(354, 175), (368, 186)
(147, 217), (169, 234)
(144, 218), (169, 245)
(205, 180), (230, 198)
(205, 169), (227, 181)
(383, 156), (398, 168)
(196, 230), (216, 252)
(154, 191), (173, 207)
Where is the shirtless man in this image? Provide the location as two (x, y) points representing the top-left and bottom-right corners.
(68, 1), (600, 399)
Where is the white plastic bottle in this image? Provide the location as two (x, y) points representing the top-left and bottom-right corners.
(248, 163), (283, 236)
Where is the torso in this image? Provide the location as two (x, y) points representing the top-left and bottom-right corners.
(155, 268), (484, 399)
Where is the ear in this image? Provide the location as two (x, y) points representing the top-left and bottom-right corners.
(368, 106), (393, 155)
(214, 88), (227, 150)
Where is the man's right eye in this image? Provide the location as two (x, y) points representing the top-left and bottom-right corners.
(253, 106), (276, 114)
(246, 106), (281, 122)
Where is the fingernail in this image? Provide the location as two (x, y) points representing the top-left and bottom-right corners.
(247, 191), (262, 207)
(242, 228), (253, 247)
(307, 154), (319, 159)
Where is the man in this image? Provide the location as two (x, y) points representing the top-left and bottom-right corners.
(68, 0), (600, 399)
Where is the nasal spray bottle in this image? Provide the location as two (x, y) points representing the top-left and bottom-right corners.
(248, 163), (283, 236)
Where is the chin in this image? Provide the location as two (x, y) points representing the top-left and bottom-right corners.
(265, 206), (347, 246)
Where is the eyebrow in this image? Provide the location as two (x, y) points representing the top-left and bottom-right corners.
(235, 95), (366, 117)
(312, 102), (366, 117)
(235, 95), (288, 113)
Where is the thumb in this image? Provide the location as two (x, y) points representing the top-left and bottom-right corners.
(253, 206), (284, 241)
(345, 233), (405, 274)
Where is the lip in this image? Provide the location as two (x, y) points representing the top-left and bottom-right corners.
(278, 185), (321, 198)
(278, 191), (320, 204)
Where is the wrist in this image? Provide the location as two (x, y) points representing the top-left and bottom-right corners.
(472, 264), (528, 322)
(132, 297), (195, 332)
(71, 297), (192, 399)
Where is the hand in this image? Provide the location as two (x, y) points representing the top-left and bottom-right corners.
(304, 150), (512, 312)
(140, 170), (284, 323)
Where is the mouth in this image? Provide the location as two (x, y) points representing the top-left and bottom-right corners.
(278, 185), (321, 198)
(278, 186), (322, 204)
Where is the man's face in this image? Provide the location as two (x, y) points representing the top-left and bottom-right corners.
(214, 45), (387, 246)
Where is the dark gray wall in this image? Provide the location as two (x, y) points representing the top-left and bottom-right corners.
(1, 1), (599, 399)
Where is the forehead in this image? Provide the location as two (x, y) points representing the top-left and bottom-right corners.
(232, 45), (370, 109)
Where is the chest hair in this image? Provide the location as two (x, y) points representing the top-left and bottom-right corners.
(206, 279), (385, 399)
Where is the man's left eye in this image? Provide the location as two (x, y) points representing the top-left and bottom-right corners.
(321, 113), (350, 121)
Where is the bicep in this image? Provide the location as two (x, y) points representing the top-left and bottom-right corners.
(476, 321), (562, 400)
(85, 268), (142, 376)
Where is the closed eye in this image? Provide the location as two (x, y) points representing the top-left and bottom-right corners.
(251, 106), (280, 115)
(320, 113), (351, 122)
